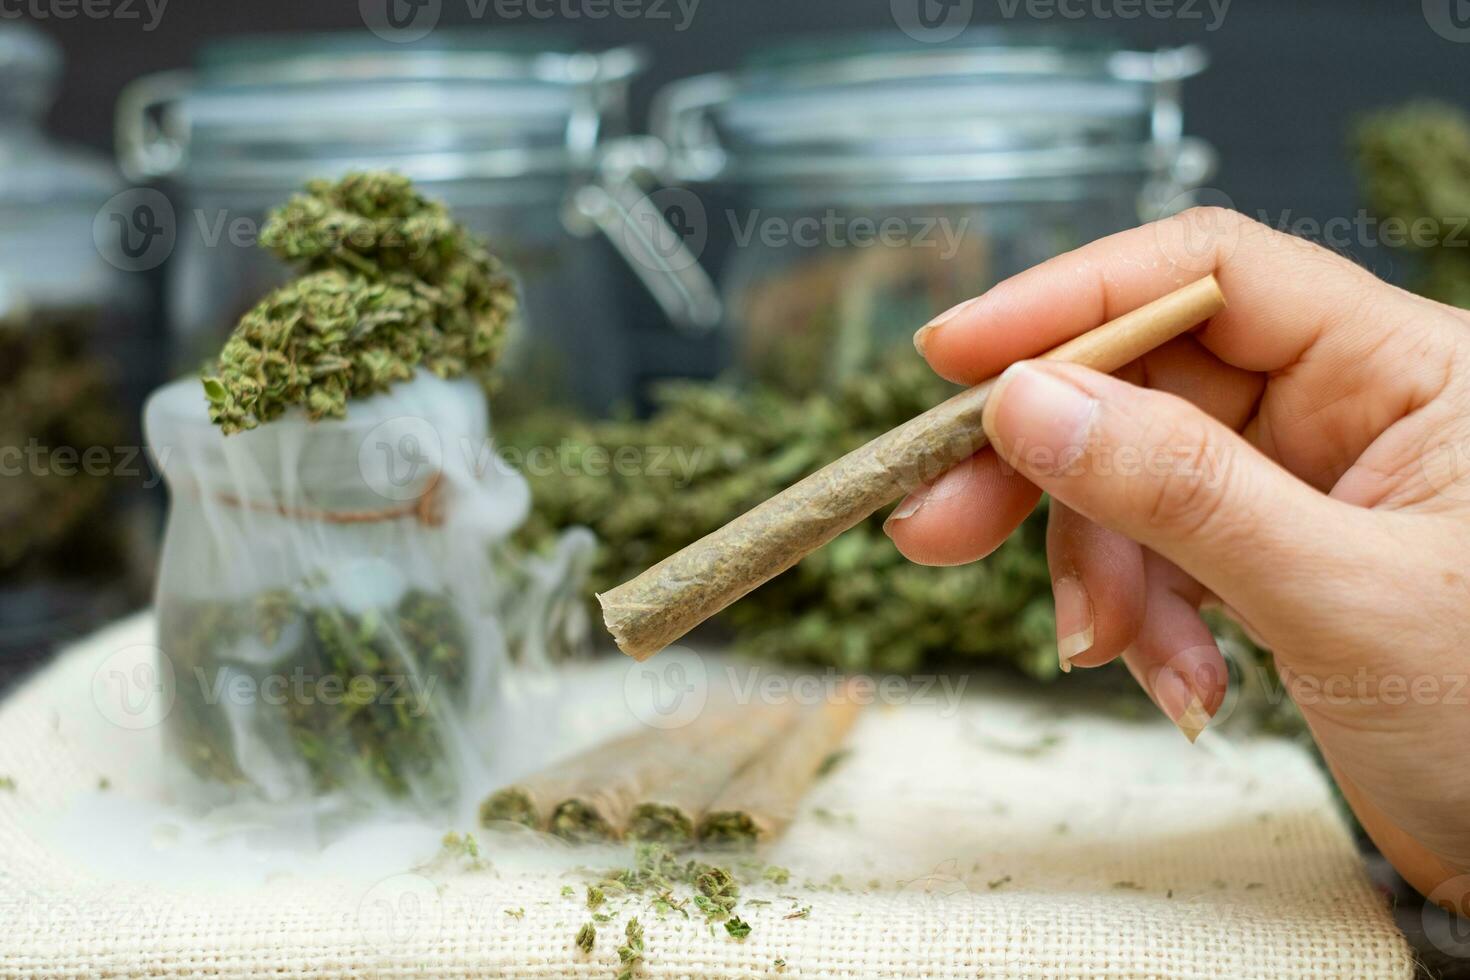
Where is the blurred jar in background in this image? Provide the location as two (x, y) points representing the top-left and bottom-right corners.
(651, 31), (1215, 395)
(0, 24), (153, 681)
(118, 31), (720, 419)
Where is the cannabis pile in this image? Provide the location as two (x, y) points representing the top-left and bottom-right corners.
(162, 589), (467, 799)
(0, 307), (128, 585)
(508, 347), (1058, 677)
(1356, 101), (1470, 309)
(203, 172), (517, 434)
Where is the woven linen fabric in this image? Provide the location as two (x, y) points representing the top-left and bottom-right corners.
(0, 614), (1413, 979)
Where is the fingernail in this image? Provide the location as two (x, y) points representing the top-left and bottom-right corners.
(914, 297), (980, 355)
(1153, 667), (1213, 744)
(883, 462), (977, 537)
(1052, 576), (1094, 673)
(883, 489), (929, 536)
(983, 362), (1098, 462)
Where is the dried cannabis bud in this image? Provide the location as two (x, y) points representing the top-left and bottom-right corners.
(575, 922), (596, 954)
(0, 308), (128, 582)
(203, 172), (517, 434)
(1356, 101), (1470, 309)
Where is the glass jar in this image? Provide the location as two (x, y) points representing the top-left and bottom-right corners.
(650, 31), (1215, 394)
(0, 23), (152, 678)
(145, 371), (534, 811)
(117, 32), (720, 418)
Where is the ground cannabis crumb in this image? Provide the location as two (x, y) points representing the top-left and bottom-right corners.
(616, 917), (644, 979)
(988, 876), (1012, 891)
(97, 776), (110, 791)
(814, 750), (850, 778)
(587, 884), (606, 910)
(561, 885), (575, 898)
(1112, 881), (1143, 891)
(440, 831), (488, 871)
(575, 921), (596, 954)
(775, 958), (787, 973)
(783, 906), (810, 920)
(505, 908), (524, 920)
(694, 865), (740, 919)
(0, 776), (15, 792)
(762, 866), (790, 886)
(724, 915), (752, 939)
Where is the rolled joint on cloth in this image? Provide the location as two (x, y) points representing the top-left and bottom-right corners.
(599, 275), (1227, 661)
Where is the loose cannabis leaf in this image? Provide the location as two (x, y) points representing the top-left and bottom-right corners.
(203, 172), (516, 434)
(724, 915), (752, 939)
(616, 916), (644, 974)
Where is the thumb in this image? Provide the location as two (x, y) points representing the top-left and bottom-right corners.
(982, 360), (1381, 630)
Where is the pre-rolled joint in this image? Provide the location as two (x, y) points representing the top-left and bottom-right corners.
(597, 589), (667, 661)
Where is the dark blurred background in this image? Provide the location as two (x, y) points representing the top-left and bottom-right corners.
(17, 0), (1470, 280)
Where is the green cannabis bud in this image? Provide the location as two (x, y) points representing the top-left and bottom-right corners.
(575, 922), (596, 954)
(1356, 101), (1470, 309)
(203, 172), (517, 434)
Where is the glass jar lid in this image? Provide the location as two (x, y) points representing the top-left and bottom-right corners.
(117, 31), (647, 188)
(652, 30), (1207, 190)
(0, 21), (60, 117)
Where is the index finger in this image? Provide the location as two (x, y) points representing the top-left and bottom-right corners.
(915, 207), (1438, 384)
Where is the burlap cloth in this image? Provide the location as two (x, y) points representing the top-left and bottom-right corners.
(0, 615), (1413, 978)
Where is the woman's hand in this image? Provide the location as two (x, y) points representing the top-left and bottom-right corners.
(885, 208), (1470, 903)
